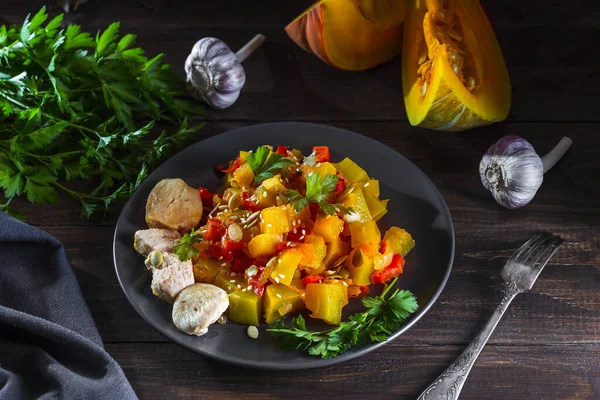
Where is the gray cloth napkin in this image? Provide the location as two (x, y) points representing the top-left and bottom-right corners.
(0, 212), (137, 399)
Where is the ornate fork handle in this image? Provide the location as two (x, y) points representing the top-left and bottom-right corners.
(417, 282), (522, 400)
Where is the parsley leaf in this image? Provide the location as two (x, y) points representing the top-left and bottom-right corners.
(286, 173), (353, 216)
(246, 145), (293, 183)
(0, 8), (204, 219)
(268, 278), (418, 359)
(174, 229), (203, 261)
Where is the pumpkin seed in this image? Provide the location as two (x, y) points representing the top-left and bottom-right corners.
(247, 325), (259, 339)
(418, 52), (427, 66)
(447, 28), (463, 42)
(217, 315), (227, 325)
(208, 203), (220, 217)
(469, 77), (476, 89)
(218, 204), (228, 211)
(331, 255), (348, 269)
(227, 223), (243, 242)
(228, 192), (241, 210)
(325, 270), (336, 276)
(278, 303), (293, 316)
(421, 81), (428, 97)
(149, 250), (163, 268)
(352, 248), (365, 267)
(244, 218), (259, 229)
(339, 267), (350, 279)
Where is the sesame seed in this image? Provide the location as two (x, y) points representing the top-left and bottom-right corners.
(218, 256), (223, 260)
(230, 280), (236, 283)
(342, 281), (348, 286)
(286, 241), (292, 246)
(316, 163), (321, 167)
(229, 272), (236, 276)
(302, 229), (306, 234)
(279, 274), (285, 279)
(274, 277), (280, 283)
(293, 228), (297, 234)
(276, 294), (282, 298)
(263, 191), (267, 198)
(247, 285), (252, 291)
(278, 259), (282, 264)
(237, 284), (242, 289)
(299, 236), (304, 240)
(289, 243), (297, 247)
(296, 219), (301, 225)
(221, 263), (227, 267)
(364, 182), (370, 187)
(267, 223), (273, 227)
(242, 288), (247, 292)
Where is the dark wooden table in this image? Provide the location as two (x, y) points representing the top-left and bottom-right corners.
(3, 1), (600, 398)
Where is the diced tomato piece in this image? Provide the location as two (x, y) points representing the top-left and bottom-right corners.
(302, 274), (324, 286)
(222, 157), (241, 174)
(276, 145), (288, 155)
(313, 146), (330, 162)
(242, 192), (260, 212)
(309, 203), (319, 220)
(222, 236), (245, 251)
(231, 254), (254, 273)
(371, 254), (406, 285)
(334, 176), (345, 195)
(276, 242), (292, 253)
(203, 218), (226, 241)
(208, 244), (234, 262)
(248, 266), (266, 297)
(348, 285), (370, 298)
(287, 227), (310, 243)
(198, 187), (214, 207)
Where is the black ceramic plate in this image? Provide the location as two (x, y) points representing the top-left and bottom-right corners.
(113, 122), (454, 369)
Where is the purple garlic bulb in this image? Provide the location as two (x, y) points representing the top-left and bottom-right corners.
(479, 135), (572, 209)
(185, 38), (246, 110)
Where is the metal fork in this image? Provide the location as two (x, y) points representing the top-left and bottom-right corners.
(417, 232), (565, 400)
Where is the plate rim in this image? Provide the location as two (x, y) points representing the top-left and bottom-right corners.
(113, 121), (455, 370)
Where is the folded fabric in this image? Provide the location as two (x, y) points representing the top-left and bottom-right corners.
(0, 212), (137, 400)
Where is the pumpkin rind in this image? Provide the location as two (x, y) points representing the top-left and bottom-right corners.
(402, 0), (511, 131)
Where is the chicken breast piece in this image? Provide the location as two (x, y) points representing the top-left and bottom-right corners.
(172, 283), (229, 336)
(149, 252), (194, 303)
(145, 178), (203, 232)
(134, 228), (181, 257)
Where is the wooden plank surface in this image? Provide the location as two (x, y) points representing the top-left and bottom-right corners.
(2, 0), (600, 399)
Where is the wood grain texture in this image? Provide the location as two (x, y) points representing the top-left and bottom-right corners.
(105, 342), (600, 399)
(1, 0), (600, 399)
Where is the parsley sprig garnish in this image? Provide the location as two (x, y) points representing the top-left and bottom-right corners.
(286, 173), (350, 215)
(246, 145), (293, 183)
(174, 228), (203, 261)
(268, 278), (418, 359)
(0, 8), (204, 220)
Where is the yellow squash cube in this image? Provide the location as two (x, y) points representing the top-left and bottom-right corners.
(193, 258), (226, 284)
(383, 227), (415, 256)
(341, 188), (372, 222)
(299, 234), (327, 270)
(213, 270), (245, 294)
(270, 249), (302, 286)
(302, 162), (337, 178)
(263, 284), (304, 324)
(354, 180), (380, 198)
(345, 247), (375, 285)
(335, 158), (369, 184)
(313, 214), (345, 243)
(248, 233), (280, 258)
(261, 174), (286, 193)
(305, 282), (348, 325)
(321, 238), (350, 270)
(231, 163), (254, 188)
(259, 206), (291, 234)
(349, 221), (381, 248)
(363, 190), (388, 221)
(229, 290), (263, 325)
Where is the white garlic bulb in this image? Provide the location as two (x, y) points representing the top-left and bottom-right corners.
(185, 34), (264, 110)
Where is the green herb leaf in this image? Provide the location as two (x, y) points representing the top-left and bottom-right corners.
(286, 173), (352, 215)
(0, 9), (204, 219)
(246, 145), (293, 184)
(174, 229), (203, 261)
(268, 278), (418, 359)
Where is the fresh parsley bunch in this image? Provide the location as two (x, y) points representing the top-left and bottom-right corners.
(0, 8), (204, 219)
(268, 277), (418, 359)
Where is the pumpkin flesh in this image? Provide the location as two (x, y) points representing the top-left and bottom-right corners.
(403, 0), (511, 131)
(286, 0), (407, 71)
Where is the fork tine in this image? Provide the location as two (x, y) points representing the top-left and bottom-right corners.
(530, 236), (565, 269)
(522, 233), (557, 264)
(512, 232), (550, 261)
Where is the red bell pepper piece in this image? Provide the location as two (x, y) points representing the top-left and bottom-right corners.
(222, 157), (241, 174)
(203, 218), (226, 241)
(312, 146), (330, 162)
(276, 242), (292, 253)
(276, 145), (288, 155)
(242, 192), (260, 212)
(348, 285), (370, 298)
(287, 227), (310, 243)
(231, 254), (254, 273)
(380, 240), (389, 254)
(222, 236), (245, 251)
(302, 274), (324, 286)
(309, 203), (319, 220)
(334, 176), (345, 195)
(208, 244), (234, 262)
(371, 254), (406, 285)
(198, 187), (214, 207)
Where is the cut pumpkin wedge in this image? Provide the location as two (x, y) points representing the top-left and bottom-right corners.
(403, 0), (511, 131)
(286, 0), (407, 71)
